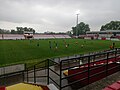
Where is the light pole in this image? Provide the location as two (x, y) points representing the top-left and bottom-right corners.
(76, 13), (79, 38)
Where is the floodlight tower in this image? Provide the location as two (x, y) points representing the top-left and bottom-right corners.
(76, 10), (80, 38)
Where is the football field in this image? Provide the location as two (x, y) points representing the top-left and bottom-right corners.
(0, 39), (120, 66)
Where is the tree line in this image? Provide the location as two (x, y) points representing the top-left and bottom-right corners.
(70, 21), (120, 36)
(0, 27), (35, 34)
(100, 21), (120, 31)
(72, 22), (90, 36)
(0, 21), (120, 35)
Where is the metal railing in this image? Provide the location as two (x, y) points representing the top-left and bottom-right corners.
(0, 64), (26, 86)
(47, 48), (120, 90)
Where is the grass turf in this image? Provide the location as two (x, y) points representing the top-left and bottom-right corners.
(0, 39), (120, 67)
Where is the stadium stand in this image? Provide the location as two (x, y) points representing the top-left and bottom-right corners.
(34, 34), (71, 39)
(34, 34), (54, 39)
(0, 34), (71, 40)
(63, 58), (120, 89)
(53, 35), (67, 38)
(0, 34), (24, 40)
(63, 35), (71, 38)
(0, 34), (2, 39)
(85, 30), (120, 40)
(60, 49), (120, 89)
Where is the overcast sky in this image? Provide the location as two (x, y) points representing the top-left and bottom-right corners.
(0, 0), (119, 33)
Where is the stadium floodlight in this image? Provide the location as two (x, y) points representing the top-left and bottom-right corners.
(75, 10), (80, 15)
(75, 10), (80, 38)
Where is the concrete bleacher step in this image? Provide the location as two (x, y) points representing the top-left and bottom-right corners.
(24, 81), (47, 86)
(47, 84), (59, 90)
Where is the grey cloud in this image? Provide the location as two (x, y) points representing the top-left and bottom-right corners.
(0, 0), (120, 32)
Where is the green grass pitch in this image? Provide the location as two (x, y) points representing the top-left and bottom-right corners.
(0, 39), (120, 67)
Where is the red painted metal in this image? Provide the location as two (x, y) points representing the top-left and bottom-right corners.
(67, 56), (120, 89)
(0, 87), (6, 90)
(103, 81), (120, 90)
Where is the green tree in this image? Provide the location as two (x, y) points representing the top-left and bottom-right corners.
(66, 31), (72, 36)
(16, 27), (24, 34)
(72, 22), (90, 36)
(100, 21), (120, 31)
(28, 28), (35, 34)
(11, 29), (17, 34)
(16, 27), (35, 34)
(0, 28), (10, 34)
